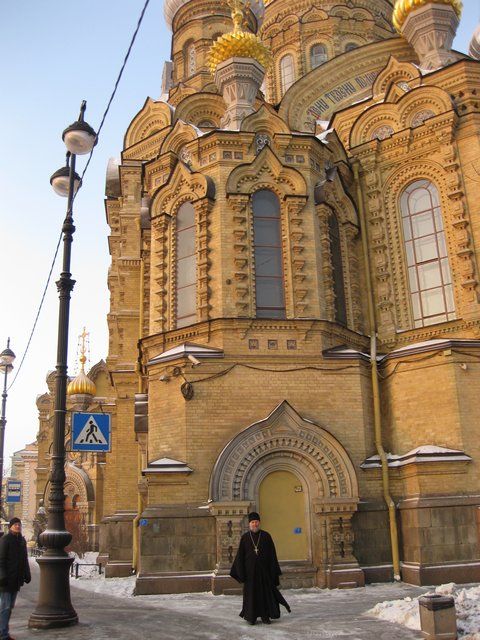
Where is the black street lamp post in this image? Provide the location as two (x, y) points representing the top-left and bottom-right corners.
(0, 338), (16, 521)
(29, 101), (96, 629)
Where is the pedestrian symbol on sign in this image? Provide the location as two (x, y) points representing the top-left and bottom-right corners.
(74, 416), (108, 445)
(72, 413), (111, 451)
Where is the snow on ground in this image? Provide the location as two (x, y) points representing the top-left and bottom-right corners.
(368, 582), (480, 639)
(69, 552), (137, 597)
(67, 556), (480, 637)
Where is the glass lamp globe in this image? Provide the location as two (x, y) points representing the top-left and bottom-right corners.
(50, 166), (81, 197)
(0, 345), (15, 373)
(62, 120), (97, 155)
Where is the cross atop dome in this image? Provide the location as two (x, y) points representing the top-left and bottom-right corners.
(163, 0), (265, 30)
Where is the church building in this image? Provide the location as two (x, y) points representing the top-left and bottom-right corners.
(99, 0), (480, 593)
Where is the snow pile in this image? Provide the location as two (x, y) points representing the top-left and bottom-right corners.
(66, 551), (136, 597)
(70, 551), (102, 580)
(367, 582), (480, 639)
(74, 574), (137, 598)
(367, 594), (420, 631)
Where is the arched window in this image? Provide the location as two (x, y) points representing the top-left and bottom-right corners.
(328, 213), (347, 325)
(175, 202), (197, 328)
(345, 42), (358, 52)
(187, 44), (196, 77)
(252, 190), (285, 318)
(280, 54), (295, 94)
(310, 44), (328, 69)
(400, 180), (455, 327)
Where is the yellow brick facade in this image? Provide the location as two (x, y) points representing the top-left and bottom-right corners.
(98, 0), (480, 591)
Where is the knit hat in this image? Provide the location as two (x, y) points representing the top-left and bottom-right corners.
(9, 517), (21, 528)
(248, 512), (260, 522)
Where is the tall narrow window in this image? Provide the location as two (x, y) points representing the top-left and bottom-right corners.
(280, 55), (295, 94)
(400, 180), (455, 327)
(187, 44), (196, 76)
(252, 190), (285, 318)
(175, 202), (196, 328)
(328, 213), (347, 325)
(310, 44), (328, 69)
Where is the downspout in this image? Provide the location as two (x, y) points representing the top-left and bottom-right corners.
(353, 163), (401, 581)
(133, 238), (145, 573)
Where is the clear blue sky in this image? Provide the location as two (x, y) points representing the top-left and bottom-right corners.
(0, 0), (479, 467)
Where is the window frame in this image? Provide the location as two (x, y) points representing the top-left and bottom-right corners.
(310, 43), (328, 70)
(174, 201), (197, 329)
(279, 54), (296, 95)
(399, 179), (455, 328)
(252, 189), (286, 319)
(328, 213), (347, 326)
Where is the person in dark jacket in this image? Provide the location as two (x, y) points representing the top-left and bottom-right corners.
(230, 512), (290, 625)
(0, 518), (31, 640)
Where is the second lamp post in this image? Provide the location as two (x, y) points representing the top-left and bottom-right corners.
(0, 339), (16, 521)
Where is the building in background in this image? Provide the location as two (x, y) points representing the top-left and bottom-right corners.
(35, 331), (114, 551)
(5, 443), (38, 539)
(52, 0), (480, 592)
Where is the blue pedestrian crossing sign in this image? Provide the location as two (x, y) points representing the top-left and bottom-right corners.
(72, 413), (111, 452)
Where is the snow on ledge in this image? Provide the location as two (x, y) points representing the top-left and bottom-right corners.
(142, 457), (192, 474)
(361, 445), (471, 469)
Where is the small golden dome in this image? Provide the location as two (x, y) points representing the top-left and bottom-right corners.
(67, 354), (96, 397)
(67, 371), (96, 397)
(208, 0), (271, 74)
(208, 31), (271, 74)
(393, 0), (462, 32)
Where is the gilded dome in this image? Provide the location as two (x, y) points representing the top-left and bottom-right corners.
(208, 30), (271, 74)
(208, 0), (271, 74)
(67, 355), (96, 397)
(393, 0), (462, 32)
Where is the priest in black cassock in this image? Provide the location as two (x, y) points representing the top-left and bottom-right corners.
(230, 512), (291, 625)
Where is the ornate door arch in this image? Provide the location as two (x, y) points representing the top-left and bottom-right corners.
(209, 401), (364, 589)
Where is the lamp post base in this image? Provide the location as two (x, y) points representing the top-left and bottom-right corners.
(28, 555), (78, 629)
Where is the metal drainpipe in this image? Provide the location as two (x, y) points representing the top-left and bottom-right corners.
(133, 242), (145, 572)
(353, 163), (401, 581)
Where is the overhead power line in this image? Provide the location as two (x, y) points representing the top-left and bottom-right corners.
(8, 0), (152, 391)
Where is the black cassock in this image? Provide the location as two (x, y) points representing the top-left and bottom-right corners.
(230, 529), (290, 624)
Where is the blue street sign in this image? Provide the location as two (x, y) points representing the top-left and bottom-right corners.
(6, 480), (21, 503)
(294, 527), (302, 534)
(72, 413), (111, 452)
(139, 519), (148, 526)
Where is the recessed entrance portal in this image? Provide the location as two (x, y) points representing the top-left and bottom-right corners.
(210, 401), (363, 589)
(259, 470), (308, 561)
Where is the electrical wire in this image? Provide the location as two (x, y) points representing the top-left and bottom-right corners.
(7, 0), (151, 391)
(185, 362), (361, 385)
(7, 232), (62, 391)
(76, 0), (152, 188)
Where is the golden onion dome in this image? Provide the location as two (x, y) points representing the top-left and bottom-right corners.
(208, 0), (271, 74)
(393, 0), (462, 32)
(208, 31), (271, 74)
(67, 355), (96, 397)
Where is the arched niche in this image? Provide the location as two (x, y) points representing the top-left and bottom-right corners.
(209, 400), (358, 503)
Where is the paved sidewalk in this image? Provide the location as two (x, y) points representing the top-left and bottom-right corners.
(12, 563), (427, 639)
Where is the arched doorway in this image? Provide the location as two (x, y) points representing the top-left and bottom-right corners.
(259, 470), (308, 561)
(209, 401), (364, 590)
